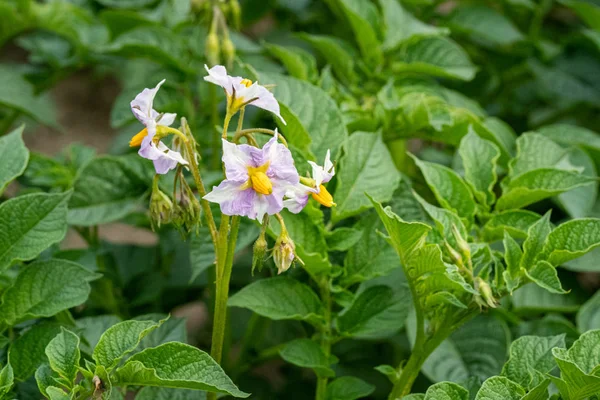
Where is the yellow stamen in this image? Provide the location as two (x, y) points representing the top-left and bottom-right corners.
(311, 185), (335, 207)
(240, 78), (253, 88)
(129, 127), (148, 147)
(247, 162), (272, 195)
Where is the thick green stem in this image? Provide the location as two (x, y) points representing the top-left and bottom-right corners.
(316, 277), (332, 400)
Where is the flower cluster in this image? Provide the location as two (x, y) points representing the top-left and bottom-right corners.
(129, 66), (336, 272)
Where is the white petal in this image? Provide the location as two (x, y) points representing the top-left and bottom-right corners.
(222, 139), (258, 181)
(156, 142), (188, 165)
(157, 112), (177, 127)
(130, 79), (166, 125)
(204, 64), (235, 95)
(241, 84), (286, 125)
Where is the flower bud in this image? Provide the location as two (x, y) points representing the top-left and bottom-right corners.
(451, 224), (471, 260)
(475, 277), (497, 309)
(222, 37), (236, 70)
(205, 32), (220, 67)
(252, 234), (268, 275)
(230, 0), (242, 30)
(149, 185), (174, 230)
(444, 240), (463, 268)
(273, 230), (298, 274)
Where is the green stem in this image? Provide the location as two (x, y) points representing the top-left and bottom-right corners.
(316, 277), (332, 400)
(208, 216), (240, 400)
(222, 112), (233, 140)
(233, 128), (288, 147)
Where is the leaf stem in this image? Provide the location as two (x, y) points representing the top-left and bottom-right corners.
(233, 128), (288, 147)
(316, 276), (333, 400)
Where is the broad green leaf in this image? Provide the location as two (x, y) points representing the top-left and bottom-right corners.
(577, 291), (600, 332)
(45, 386), (70, 400)
(503, 232), (523, 294)
(332, 132), (400, 222)
(512, 283), (582, 314)
(265, 43), (317, 81)
(258, 72), (348, 161)
(502, 335), (565, 388)
(0, 191), (71, 270)
(228, 277), (323, 325)
(299, 34), (357, 83)
(68, 155), (149, 226)
(0, 364), (13, 398)
(0, 65), (58, 128)
(35, 363), (59, 399)
(137, 387), (206, 400)
(279, 339), (335, 378)
(389, 177), (429, 222)
(342, 215), (400, 285)
(508, 133), (569, 179)
(480, 117), (517, 166)
(542, 219), (600, 266)
(45, 328), (80, 385)
(551, 345), (600, 399)
(475, 376), (525, 400)
(0, 125), (29, 195)
(94, 319), (163, 370)
(9, 323), (63, 381)
(525, 261), (566, 294)
(0, 259), (99, 325)
(405, 395), (425, 400)
(448, 5), (524, 47)
(393, 37), (477, 81)
(114, 342), (249, 398)
(414, 192), (467, 248)
(496, 169), (595, 211)
(379, 0), (448, 50)
(336, 285), (408, 339)
(333, 0), (383, 66)
(556, 148), (597, 218)
(96, 0), (158, 8)
(558, 0), (600, 30)
(567, 330), (600, 374)
(425, 382), (469, 400)
(537, 124), (600, 156)
(394, 90), (454, 133)
(326, 376), (375, 400)
(482, 210), (542, 241)
(458, 130), (500, 207)
(326, 227), (362, 251)
(412, 155), (476, 219)
(414, 315), (510, 383)
(135, 315), (187, 352)
(76, 315), (121, 355)
(521, 380), (551, 400)
(520, 213), (552, 272)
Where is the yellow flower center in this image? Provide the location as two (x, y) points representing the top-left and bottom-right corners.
(240, 78), (253, 88)
(311, 185), (336, 207)
(246, 162), (272, 195)
(129, 127), (148, 147)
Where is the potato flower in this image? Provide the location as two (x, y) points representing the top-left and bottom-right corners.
(204, 132), (299, 220)
(129, 79), (188, 174)
(284, 150), (336, 213)
(204, 65), (285, 124)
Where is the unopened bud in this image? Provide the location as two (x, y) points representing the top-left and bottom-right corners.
(444, 240), (463, 267)
(174, 180), (202, 236)
(191, 0), (208, 13)
(475, 277), (497, 309)
(222, 38), (236, 70)
(149, 184), (174, 231)
(451, 225), (471, 260)
(252, 234), (268, 275)
(230, 0), (242, 30)
(273, 230), (298, 274)
(205, 32), (220, 67)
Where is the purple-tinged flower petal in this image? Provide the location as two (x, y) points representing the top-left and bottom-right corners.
(262, 132), (299, 184)
(204, 65), (234, 94)
(283, 183), (312, 214)
(139, 134), (188, 175)
(222, 139), (261, 181)
(131, 79), (165, 125)
(308, 149), (335, 190)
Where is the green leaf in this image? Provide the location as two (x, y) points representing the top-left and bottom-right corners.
(558, 0), (600, 30)
(412, 155), (476, 219)
(551, 345), (600, 399)
(265, 43), (317, 81)
(448, 5), (524, 47)
(279, 339), (335, 378)
(136, 387), (206, 400)
(555, 147), (597, 218)
(114, 342), (249, 398)
(379, 0), (448, 50)
(482, 211), (542, 241)
(336, 285), (409, 339)
(35, 363), (59, 399)
(0, 125), (29, 195)
(542, 219), (600, 266)
(577, 291), (600, 333)
(0, 191), (71, 270)
(0, 65), (58, 128)
(525, 261), (566, 294)
(95, 0), (158, 8)
(503, 232), (523, 294)
(508, 133), (569, 179)
(393, 37), (477, 81)
(415, 315), (510, 383)
(475, 376), (525, 400)
(502, 335), (565, 389)
(257, 72), (348, 161)
(0, 259), (99, 325)
(496, 169), (595, 211)
(135, 315), (187, 352)
(299, 34), (357, 83)
(458, 130), (500, 207)
(566, 330), (600, 374)
(228, 277), (323, 325)
(326, 376), (375, 400)
(425, 382), (469, 400)
(93, 319), (163, 370)
(326, 227), (363, 251)
(521, 380), (551, 400)
(332, 132), (400, 222)
(512, 283), (583, 314)
(537, 124), (600, 155)
(45, 386), (70, 400)
(76, 315), (121, 355)
(68, 155), (149, 226)
(520, 212), (552, 271)
(333, 0), (383, 66)
(9, 323), (63, 381)
(45, 328), (80, 385)
(0, 364), (13, 398)
(414, 192), (467, 248)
